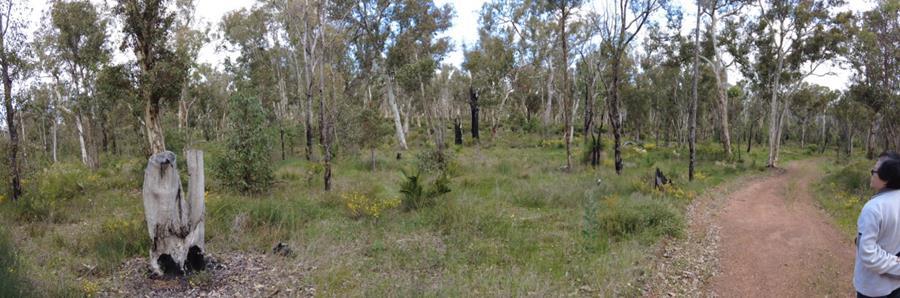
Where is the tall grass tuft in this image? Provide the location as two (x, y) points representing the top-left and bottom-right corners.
(89, 218), (150, 272)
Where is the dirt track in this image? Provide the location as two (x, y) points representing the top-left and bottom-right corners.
(710, 160), (854, 296)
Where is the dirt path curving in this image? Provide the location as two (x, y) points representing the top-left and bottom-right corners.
(710, 159), (854, 296)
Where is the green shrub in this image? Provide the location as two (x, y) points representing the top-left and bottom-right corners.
(592, 193), (683, 242)
(29, 163), (91, 201)
(0, 228), (30, 297)
(341, 191), (400, 219)
(399, 171), (451, 211)
(98, 157), (145, 190)
(415, 148), (456, 175)
(16, 162), (92, 222)
(824, 160), (871, 195)
(215, 92), (273, 193)
(14, 197), (55, 223)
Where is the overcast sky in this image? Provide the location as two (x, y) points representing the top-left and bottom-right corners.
(21, 0), (876, 90)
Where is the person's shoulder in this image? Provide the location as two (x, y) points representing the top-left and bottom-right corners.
(883, 189), (900, 198)
(863, 190), (900, 210)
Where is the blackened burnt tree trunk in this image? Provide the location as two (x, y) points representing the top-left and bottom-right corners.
(469, 87), (479, 141)
(454, 117), (463, 145)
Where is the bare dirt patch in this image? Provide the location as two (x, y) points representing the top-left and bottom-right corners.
(711, 160), (854, 296)
(644, 160), (854, 296)
(99, 252), (315, 297)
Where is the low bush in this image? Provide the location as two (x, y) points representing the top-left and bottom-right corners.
(399, 171), (451, 211)
(415, 148), (457, 176)
(29, 163), (92, 201)
(341, 191), (400, 219)
(215, 93), (273, 194)
(16, 162), (93, 222)
(590, 193), (683, 243)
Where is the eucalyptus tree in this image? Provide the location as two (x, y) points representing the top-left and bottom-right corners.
(700, 0), (749, 158)
(463, 3), (515, 141)
(689, 0), (701, 180)
(733, 0), (846, 167)
(0, 0), (29, 201)
(386, 0), (453, 149)
(544, 0), (584, 171)
(115, 0), (189, 155)
(173, 0), (209, 133)
(49, 0), (110, 169)
(94, 63), (142, 155)
(31, 20), (63, 163)
(788, 83), (830, 148)
(595, 0), (666, 174)
(846, 1), (899, 158)
(335, 0), (409, 151)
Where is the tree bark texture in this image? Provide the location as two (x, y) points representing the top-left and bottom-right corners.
(142, 150), (206, 276)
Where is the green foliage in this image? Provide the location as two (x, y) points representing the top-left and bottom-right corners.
(0, 228), (29, 298)
(30, 162), (92, 201)
(17, 163), (94, 222)
(341, 191), (400, 219)
(89, 218), (148, 272)
(589, 193), (683, 243)
(215, 92), (273, 193)
(823, 160), (871, 195)
(415, 148), (457, 175)
(356, 109), (392, 151)
(817, 159), (873, 237)
(399, 171), (451, 211)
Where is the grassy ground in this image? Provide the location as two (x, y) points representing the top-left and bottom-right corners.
(0, 133), (818, 296)
(815, 155), (874, 238)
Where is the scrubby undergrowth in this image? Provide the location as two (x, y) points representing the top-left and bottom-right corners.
(0, 133), (818, 296)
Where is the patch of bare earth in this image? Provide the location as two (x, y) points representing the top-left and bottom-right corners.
(99, 253), (315, 297)
(644, 160), (854, 297)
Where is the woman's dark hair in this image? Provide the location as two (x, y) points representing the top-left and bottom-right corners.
(877, 159), (900, 190)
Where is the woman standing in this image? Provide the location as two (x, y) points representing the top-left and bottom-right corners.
(855, 152), (900, 298)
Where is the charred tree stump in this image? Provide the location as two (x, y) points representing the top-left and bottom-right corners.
(142, 150), (206, 276)
(654, 168), (671, 189)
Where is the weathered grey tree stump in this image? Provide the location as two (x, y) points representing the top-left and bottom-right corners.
(142, 150), (206, 275)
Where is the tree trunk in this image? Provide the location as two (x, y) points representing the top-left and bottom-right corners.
(142, 150), (206, 276)
(145, 98), (166, 155)
(76, 113), (94, 168)
(708, 4), (733, 159)
(766, 20), (788, 168)
(584, 73), (594, 139)
(544, 60), (554, 127)
(386, 76), (408, 150)
(689, 1), (701, 181)
(454, 117), (463, 145)
(608, 57), (624, 175)
(280, 126), (286, 161)
(866, 113), (881, 159)
(469, 87), (480, 141)
(560, 6), (572, 172)
(800, 118), (807, 148)
(747, 118), (754, 153)
(52, 111), (58, 163)
(317, 13), (332, 192)
(2, 62), (21, 201)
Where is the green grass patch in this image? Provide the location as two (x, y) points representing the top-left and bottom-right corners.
(0, 132), (824, 295)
